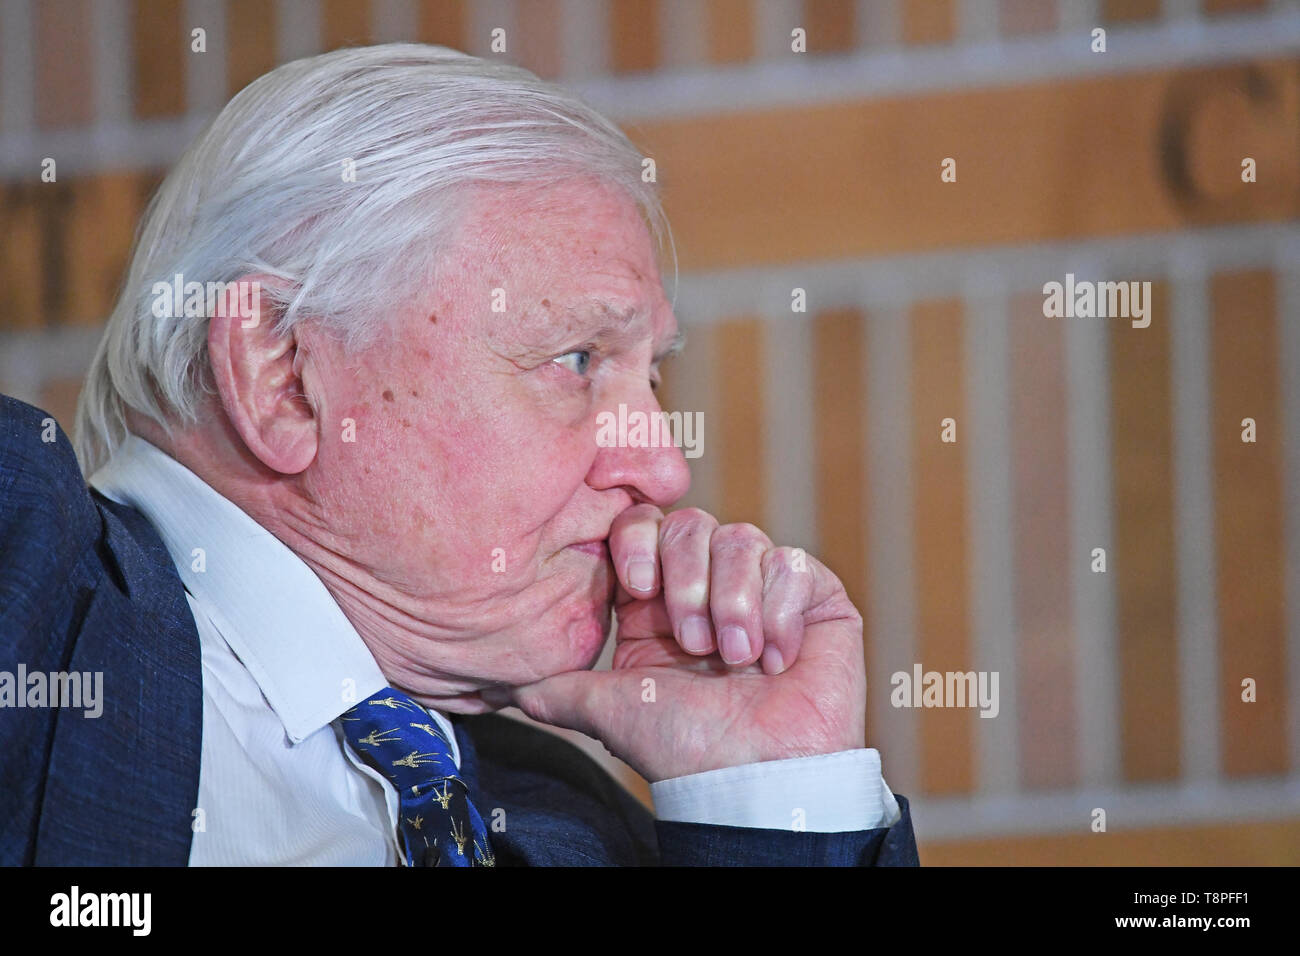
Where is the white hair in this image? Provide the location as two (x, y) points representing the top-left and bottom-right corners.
(74, 43), (674, 473)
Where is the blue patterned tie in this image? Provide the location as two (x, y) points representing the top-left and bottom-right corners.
(340, 688), (494, 867)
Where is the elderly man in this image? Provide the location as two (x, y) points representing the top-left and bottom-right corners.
(0, 44), (917, 866)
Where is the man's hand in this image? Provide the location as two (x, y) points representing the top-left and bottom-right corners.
(495, 505), (867, 783)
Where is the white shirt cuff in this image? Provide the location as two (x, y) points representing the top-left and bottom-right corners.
(650, 749), (902, 833)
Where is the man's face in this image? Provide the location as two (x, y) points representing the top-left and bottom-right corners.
(301, 177), (690, 707)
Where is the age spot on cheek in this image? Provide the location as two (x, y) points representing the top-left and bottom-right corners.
(382, 389), (394, 402)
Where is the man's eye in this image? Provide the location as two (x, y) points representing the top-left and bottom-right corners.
(552, 350), (592, 376)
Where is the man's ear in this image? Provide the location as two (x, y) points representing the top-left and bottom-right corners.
(206, 276), (318, 475)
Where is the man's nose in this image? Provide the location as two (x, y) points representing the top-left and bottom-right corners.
(587, 397), (692, 508)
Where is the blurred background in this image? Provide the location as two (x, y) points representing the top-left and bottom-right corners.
(1, 0), (1297, 864)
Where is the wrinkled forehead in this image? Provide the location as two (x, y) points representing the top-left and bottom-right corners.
(445, 178), (671, 343)
(477, 284), (678, 362)
(460, 177), (660, 277)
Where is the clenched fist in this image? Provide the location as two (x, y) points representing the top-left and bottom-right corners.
(495, 504), (868, 783)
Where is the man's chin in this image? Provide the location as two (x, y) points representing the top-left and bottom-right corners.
(521, 602), (613, 681)
(565, 602), (614, 670)
(439, 603), (612, 715)
(441, 692), (509, 715)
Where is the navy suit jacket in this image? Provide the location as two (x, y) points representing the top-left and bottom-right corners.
(0, 395), (919, 866)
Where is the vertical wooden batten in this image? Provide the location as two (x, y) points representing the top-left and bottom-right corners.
(1111, 281), (1180, 783)
(813, 307), (871, 741)
(714, 316), (766, 528)
(911, 298), (974, 795)
(1212, 269), (1287, 778)
(131, 0), (185, 119)
(1010, 293), (1078, 790)
(226, 0), (278, 96)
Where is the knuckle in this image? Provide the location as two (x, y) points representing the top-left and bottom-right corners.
(761, 548), (813, 600)
(659, 507), (716, 546)
(711, 522), (767, 557)
(768, 604), (803, 634)
(713, 590), (760, 624)
(763, 546), (800, 577)
(668, 578), (710, 612)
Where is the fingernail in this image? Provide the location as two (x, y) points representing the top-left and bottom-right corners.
(680, 616), (712, 653)
(761, 646), (785, 675)
(627, 559), (656, 592)
(719, 625), (751, 664)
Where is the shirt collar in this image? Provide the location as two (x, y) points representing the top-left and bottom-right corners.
(89, 435), (455, 753)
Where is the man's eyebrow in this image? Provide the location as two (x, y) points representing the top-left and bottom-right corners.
(558, 298), (644, 325)
(546, 298), (683, 360)
(534, 299), (635, 341)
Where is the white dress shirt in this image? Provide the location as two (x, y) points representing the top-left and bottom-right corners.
(89, 435), (900, 865)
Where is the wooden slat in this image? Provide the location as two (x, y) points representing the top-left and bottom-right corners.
(1103, 0), (1162, 23)
(323, 0), (371, 49)
(714, 316), (765, 527)
(812, 308), (871, 743)
(911, 298), (973, 795)
(35, 0), (93, 129)
(610, 0), (659, 74)
(634, 59), (1299, 270)
(922, 815), (1300, 865)
(901, 0), (955, 46)
(1111, 281), (1180, 782)
(0, 172), (157, 331)
(998, 0), (1058, 37)
(0, 184), (46, 330)
(38, 184), (75, 327)
(1203, 0), (1270, 15)
(1211, 270), (1287, 777)
(706, 0), (755, 65)
(418, 0), (467, 48)
(813, 309), (868, 618)
(805, 0), (856, 54)
(1010, 293), (1077, 790)
(514, 0), (563, 79)
(132, 0), (185, 119)
(63, 174), (141, 325)
(227, 0), (278, 95)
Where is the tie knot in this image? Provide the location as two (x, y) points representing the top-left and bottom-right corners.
(339, 687), (493, 866)
(340, 687), (458, 789)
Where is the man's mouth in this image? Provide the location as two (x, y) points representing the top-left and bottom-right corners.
(567, 539), (609, 558)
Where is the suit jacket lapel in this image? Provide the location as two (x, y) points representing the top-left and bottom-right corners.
(36, 496), (204, 866)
